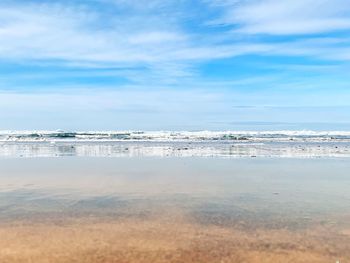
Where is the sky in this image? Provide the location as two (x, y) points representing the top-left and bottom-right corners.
(1, 0), (350, 131)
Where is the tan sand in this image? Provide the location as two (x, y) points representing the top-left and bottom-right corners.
(0, 212), (349, 263)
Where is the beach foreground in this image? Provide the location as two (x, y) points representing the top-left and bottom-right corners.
(1, 211), (350, 263)
(0, 157), (349, 262)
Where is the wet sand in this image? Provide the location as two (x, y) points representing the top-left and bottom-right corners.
(1, 212), (350, 263)
(0, 157), (350, 262)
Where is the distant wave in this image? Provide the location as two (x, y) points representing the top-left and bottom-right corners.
(1, 130), (350, 142)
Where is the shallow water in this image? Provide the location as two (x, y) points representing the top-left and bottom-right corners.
(0, 157), (350, 262)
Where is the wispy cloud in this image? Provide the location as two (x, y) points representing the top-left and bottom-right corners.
(1, 1), (350, 72)
(1, 0), (350, 129)
(211, 0), (350, 35)
(0, 2), (186, 63)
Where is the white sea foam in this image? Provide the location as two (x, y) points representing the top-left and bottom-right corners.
(1, 130), (350, 142)
(0, 130), (349, 158)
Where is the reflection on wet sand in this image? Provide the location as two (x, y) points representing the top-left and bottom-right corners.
(0, 157), (350, 262)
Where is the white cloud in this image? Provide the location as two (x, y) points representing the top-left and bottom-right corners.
(1, 0), (350, 130)
(0, 0), (349, 86)
(0, 3), (187, 63)
(212, 0), (350, 35)
(0, 1), (349, 65)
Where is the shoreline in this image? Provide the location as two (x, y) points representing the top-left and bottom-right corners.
(1, 141), (350, 158)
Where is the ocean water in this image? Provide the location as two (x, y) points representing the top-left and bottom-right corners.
(2, 130), (350, 142)
(1, 130), (350, 158)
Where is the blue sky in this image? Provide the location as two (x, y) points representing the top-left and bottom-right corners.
(1, 0), (350, 130)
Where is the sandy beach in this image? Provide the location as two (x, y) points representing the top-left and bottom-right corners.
(0, 157), (350, 262)
(1, 211), (350, 263)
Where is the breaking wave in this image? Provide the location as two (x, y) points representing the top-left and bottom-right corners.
(1, 130), (350, 142)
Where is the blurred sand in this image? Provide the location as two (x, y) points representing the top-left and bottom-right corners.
(0, 212), (349, 263)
